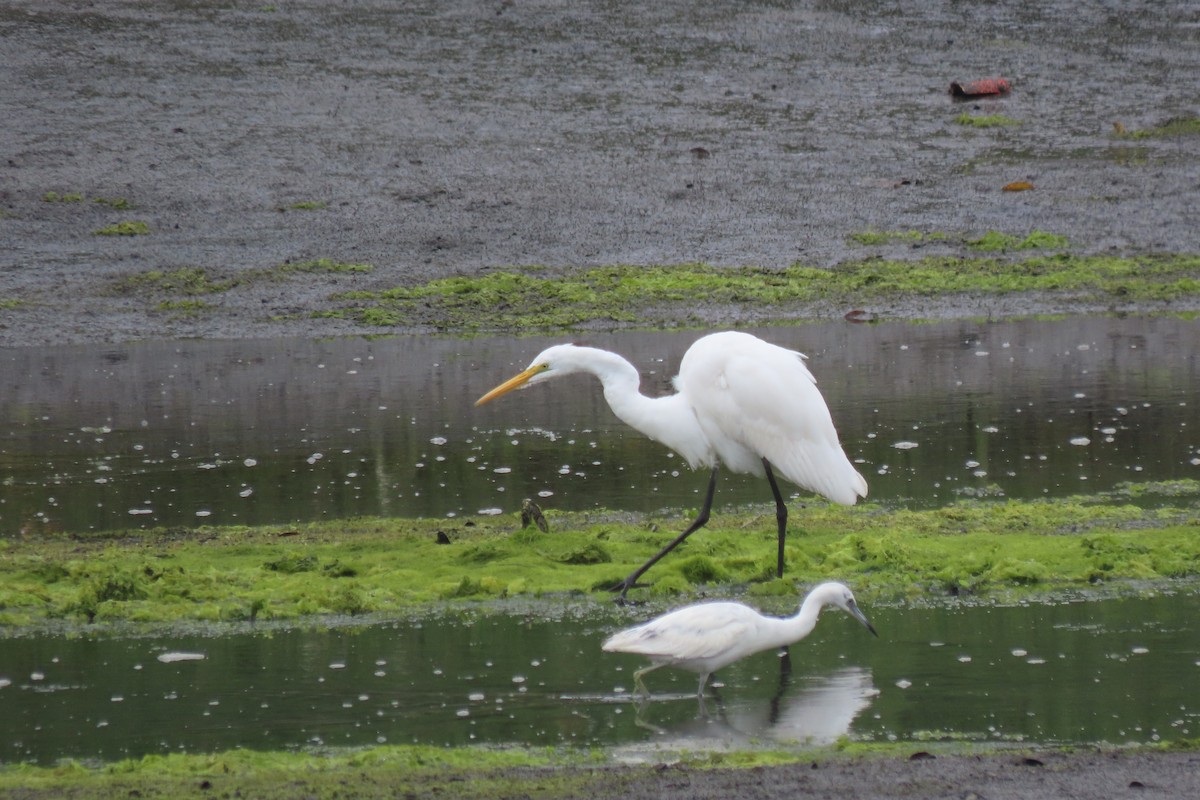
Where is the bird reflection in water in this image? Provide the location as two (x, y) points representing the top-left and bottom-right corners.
(619, 666), (878, 752)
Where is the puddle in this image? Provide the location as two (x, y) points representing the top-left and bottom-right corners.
(2, 317), (1198, 535)
(1, 592), (1197, 764)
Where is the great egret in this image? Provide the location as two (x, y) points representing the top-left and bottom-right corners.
(474, 331), (867, 599)
(602, 581), (877, 697)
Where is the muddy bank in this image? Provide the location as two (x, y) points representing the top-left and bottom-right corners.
(522, 750), (1198, 800)
(6, 748), (1200, 800)
(2, 0), (1199, 346)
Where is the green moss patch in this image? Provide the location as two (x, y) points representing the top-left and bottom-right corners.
(108, 260), (374, 309)
(2, 491), (1198, 627)
(955, 113), (1020, 128)
(1, 732), (1197, 800)
(0, 745), (605, 800)
(42, 191), (84, 203)
(93, 221), (150, 236)
(1116, 115), (1200, 140)
(43, 191), (131, 208)
(93, 196), (132, 210)
(326, 252), (1200, 330)
(111, 267), (237, 296)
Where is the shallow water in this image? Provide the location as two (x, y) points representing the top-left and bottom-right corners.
(2, 318), (1198, 764)
(1, 591), (1197, 764)
(2, 317), (1198, 535)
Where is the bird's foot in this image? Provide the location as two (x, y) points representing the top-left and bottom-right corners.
(608, 577), (647, 605)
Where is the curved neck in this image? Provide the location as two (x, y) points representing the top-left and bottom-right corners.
(761, 596), (823, 650)
(575, 347), (711, 468)
(794, 591), (825, 637)
(580, 347), (644, 410)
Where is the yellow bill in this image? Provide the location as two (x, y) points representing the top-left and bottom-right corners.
(475, 364), (547, 406)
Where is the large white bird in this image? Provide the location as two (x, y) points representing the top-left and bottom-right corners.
(602, 581), (877, 697)
(475, 331), (867, 599)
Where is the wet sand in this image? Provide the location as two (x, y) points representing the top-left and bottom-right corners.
(2, 1), (1199, 795)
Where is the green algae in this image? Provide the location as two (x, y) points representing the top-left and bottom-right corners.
(109, 260), (373, 311)
(42, 191), (84, 203)
(0, 745), (607, 800)
(326, 252), (1200, 331)
(96, 246), (1198, 332)
(111, 267), (236, 296)
(2, 739), (1195, 800)
(2, 492), (1198, 627)
(93, 220), (150, 236)
(955, 113), (1020, 128)
(43, 191), (130, 208)
(1116, 115), (1200, 140)
(93, 196), (132, 210)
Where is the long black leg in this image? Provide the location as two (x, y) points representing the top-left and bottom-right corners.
(762, 458), (788, 578)
(611, 466), (719, 602)
(762, 457), (794, 724)
(769, 646), (793, 725)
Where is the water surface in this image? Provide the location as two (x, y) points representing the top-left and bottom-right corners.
(1, 591), (1196, 764)
(3, 317), (1197, 535)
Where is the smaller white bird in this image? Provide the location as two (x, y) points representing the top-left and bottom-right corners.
(602, 582), (877, 698)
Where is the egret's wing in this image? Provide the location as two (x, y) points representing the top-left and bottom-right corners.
(680, 333), (867, 505)
(602, 602), (758, 663)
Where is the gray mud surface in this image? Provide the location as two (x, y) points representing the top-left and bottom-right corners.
(542, 750), (1200, 800)
(1, 3), (1199, 793)
(2, 0), (1199, 346)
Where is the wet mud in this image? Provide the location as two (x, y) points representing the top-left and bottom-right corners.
(2, 0), (1199, 346)
(557, 750), (1199, 800)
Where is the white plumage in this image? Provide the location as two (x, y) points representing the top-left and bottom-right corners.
(602, 581), (877, 697)
(476, 331), (867, 598)
(675, 332), (867, 504)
